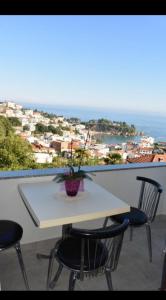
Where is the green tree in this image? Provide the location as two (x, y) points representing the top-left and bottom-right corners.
(62, 126), (70, 131)
(0, 135), (35, 170)
(95, 137), (102, 144)
(47, 125), (58, 134)
(104, 153), (123, 165)
(0, 116), (35, 170)
(0, 116), (14, 140)
(35, 123), (48, 133)
(52, 156), (68, 167)
(8, 117), (22, 127)
(67, 117), (80, 124)
(23, 125), (29, 131)
(54, 126), (63, 136)
(73, 148), (90, 166)
(42, 112), (57, 119)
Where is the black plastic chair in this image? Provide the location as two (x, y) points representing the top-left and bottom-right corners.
(46, 218), (129, 291)
(103, 176), (163, 262)
(0, 220), (29, 290)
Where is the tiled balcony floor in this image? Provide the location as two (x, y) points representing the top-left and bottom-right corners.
(0, 215), (166, 291)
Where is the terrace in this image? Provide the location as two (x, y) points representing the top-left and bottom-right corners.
(0, 162), (166, 291)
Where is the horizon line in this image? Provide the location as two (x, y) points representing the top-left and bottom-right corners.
(1, 98), (166, 117)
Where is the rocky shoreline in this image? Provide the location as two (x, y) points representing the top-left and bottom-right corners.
(90, 130), (143, 137)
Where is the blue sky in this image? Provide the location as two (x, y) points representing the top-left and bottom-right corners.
(0, 15), (166, 114)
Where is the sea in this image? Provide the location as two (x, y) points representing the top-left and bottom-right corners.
(21, 102), (166, 145)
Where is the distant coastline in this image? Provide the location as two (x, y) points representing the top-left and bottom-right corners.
(90, 130), (142, 136)
(93, 134), (141, 145)
(18, 101), (166, 142)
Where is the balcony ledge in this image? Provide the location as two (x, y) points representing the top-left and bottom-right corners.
(0, 162), (166, 180)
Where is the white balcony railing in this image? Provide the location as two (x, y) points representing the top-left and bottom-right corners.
(0, 162), (166, 244)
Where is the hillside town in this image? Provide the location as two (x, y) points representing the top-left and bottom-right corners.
(0, 100), (166, 166)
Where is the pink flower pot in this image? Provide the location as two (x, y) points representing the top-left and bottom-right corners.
(65, 180), (81, 197)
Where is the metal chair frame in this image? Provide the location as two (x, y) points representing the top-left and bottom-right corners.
(104, 176), (163, 262)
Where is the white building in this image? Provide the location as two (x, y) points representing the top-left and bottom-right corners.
(62, 121), (70, 127)
(139, 147), (153, 155)
(97, 148), (110, 157)
(14, 110), (23, 118)
(5, 101), (16, 109)
(75, 124), (86, 131)
(5, 109), (15, 117)
(27, 136), (38, 144)
(28, 124), (36, 132)
(91, 144), (107, 150)
(56, 116), (64, 122)
(20, 117), (29, 126)
(140, 136), (154, 146)
(121, 143), (127, 151)
(121, 152), (128, 160)
(41, 118), (50, 125)
(15, 104), (22, 110)
(34, 153), (53, 164)
(24, 110), (34, 116)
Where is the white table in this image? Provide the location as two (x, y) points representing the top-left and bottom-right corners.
(18, 179), (130, 229)
(18, 179), (130, 260)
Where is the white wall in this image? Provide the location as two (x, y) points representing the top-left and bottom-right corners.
(0, 165), (165, 244)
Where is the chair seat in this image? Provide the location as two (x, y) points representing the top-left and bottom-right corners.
(0, 220), (23, 250)
(111, 207), (148, 226)
(56, 237), (108, 271)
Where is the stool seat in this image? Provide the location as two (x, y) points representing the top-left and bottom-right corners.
(0, 220), (23, 251)
(111, 207), (148, 226)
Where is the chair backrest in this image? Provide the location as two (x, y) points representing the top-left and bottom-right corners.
(136, 176), (163, 222)
(68, 219), (129, 279)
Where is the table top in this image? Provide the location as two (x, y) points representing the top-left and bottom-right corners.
(18, 179), (130, 229)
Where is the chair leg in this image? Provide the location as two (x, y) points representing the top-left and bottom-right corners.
(160, 249), (166, 290)
(46, 247), (56, 290)
(145, 223), (152, 262)
(105, 269), (113, 290)
(69, 271), (77, 291)
(15, 242), (30, 290)
(49, 264), (63, 290)
(130, 226), (133, 241)
(103, 217), (109, 228)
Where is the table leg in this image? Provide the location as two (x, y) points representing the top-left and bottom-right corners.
(36, 224), (72, 260)
(62, 224), (72, 239)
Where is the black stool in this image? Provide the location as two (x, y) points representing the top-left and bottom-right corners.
(0, 220), (29, 290)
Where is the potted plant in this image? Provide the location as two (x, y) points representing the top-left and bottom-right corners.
(53, 129), (93, 196)
(54, 165), (92, 196)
